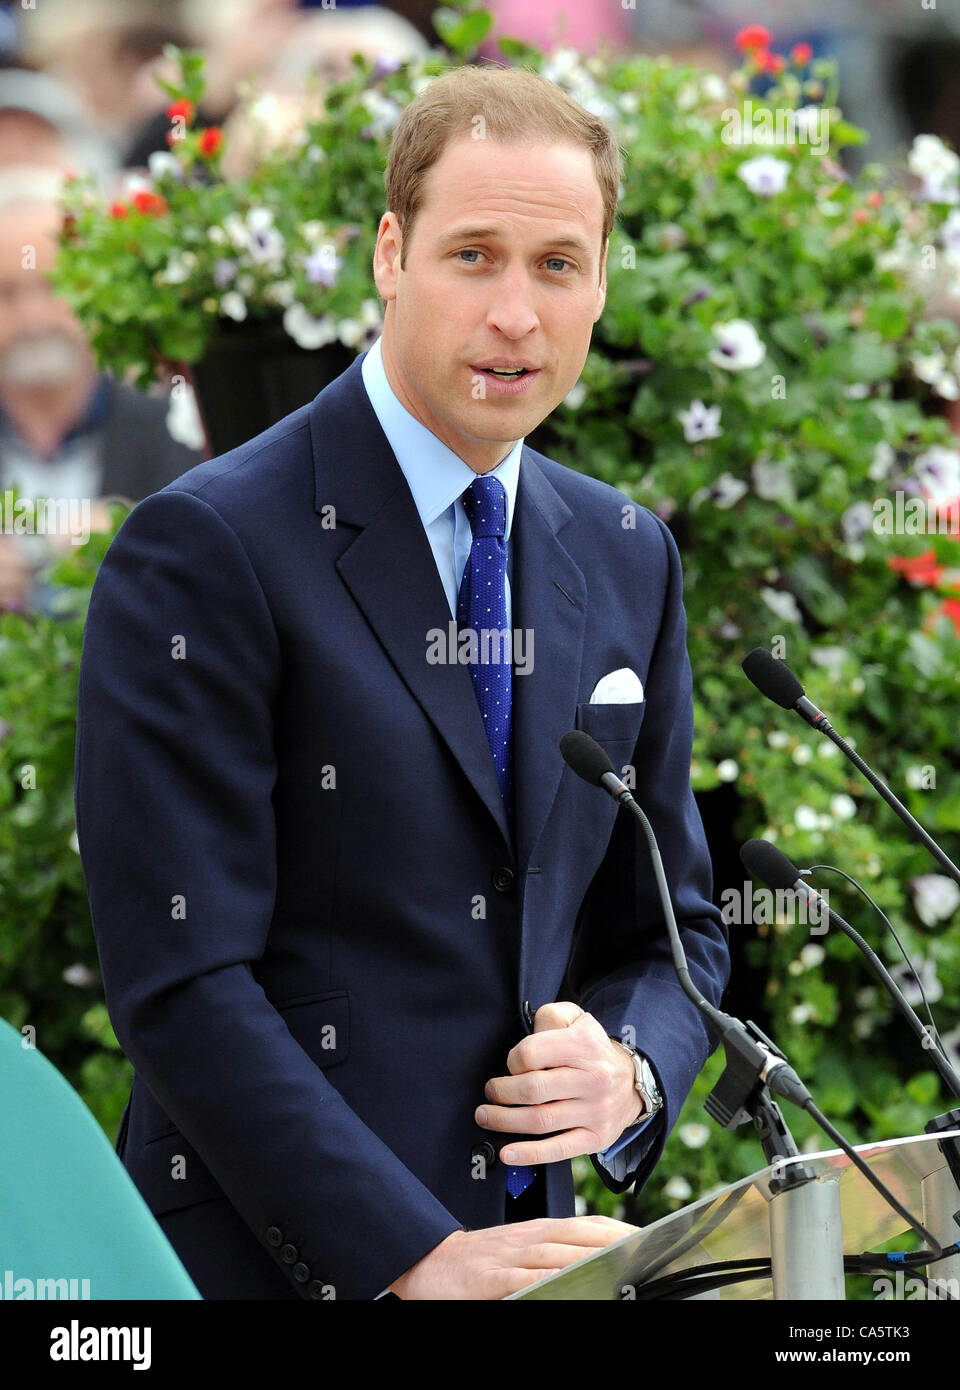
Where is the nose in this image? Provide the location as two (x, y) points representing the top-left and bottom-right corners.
(484, 263), (540, 340)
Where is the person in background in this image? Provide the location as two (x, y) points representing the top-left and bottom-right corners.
(0, 191), (204, 613)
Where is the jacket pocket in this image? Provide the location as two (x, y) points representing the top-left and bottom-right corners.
(275, 988), (350, 1069)
(133, 1130), (226, 1217)
(575, 699), (646, 749)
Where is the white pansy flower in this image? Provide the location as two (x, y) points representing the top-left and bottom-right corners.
(283, 303), (338, 349)
(664, 1175), (692, 1201)
(790, 1003), (815, 1024)
(889, 957), (943, 1006)
(830, 794), (857, 821)
(677, 399), (722, 443)
(792, 744), (812, 765)
(679, 1123), (711, 1149)
(709, 318), (766, 371)
(869, 441), (896, 481)
(768, 731), (790, 749)
(220, 291), (247, 321)
(914, 445), (960, 504)
(794, 805), (819, 830)
(165, 381), (205, 451)
(761, 586), (802, 624)
(701, 73), (727, 102)
(800, 944), (825, 968)
(716, 759), (739, 782)
(737, 154), (790, 196)
(910, 874), (960, 926)
(148, 151), (182, 180)
(563, 382), (587, 409)
(63, 963), (98, 988)
(909, 134), (959, 177)
(752, 459), (795, 502)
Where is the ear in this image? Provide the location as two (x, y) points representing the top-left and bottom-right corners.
(372, 211), (403, 303)
(595, 238), (608, 321)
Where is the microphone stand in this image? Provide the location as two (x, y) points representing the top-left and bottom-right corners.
(598, 773), (845, 1297)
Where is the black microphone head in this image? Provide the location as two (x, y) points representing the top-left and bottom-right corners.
(740, 838), (802, 893)
(741, 648), (805, 709)
(560, 730), (615, 786)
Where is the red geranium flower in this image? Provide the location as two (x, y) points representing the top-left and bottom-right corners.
(199, 126), (223, 157)
(109, 201), (128, 219)
(132, 190), (168, 216)
(762, 52), (786, 74)
(166, 98), (194, 123)
(791, 42), (813, 65)
(888, 550), (944, 586)
(867, 191), (883, 208)
(939, 598), (960, 635)
(735, 24), (772, 50)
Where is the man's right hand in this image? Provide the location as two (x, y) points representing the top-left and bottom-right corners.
(386, 1215), (637, 1300)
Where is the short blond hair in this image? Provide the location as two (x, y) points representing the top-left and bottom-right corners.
(384, 64), (622, 278)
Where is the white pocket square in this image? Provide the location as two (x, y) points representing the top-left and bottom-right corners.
(589, 667), (644, 704)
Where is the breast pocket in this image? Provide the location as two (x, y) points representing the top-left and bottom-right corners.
(575, 699), (646, 754)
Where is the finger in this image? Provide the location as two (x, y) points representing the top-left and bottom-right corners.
(514, 1241), (609, 1268)
(508, 1216), (638, 1246)
(505, 1025), (595, 1076)
(478, 1098), (591, 1134)
(499, 1127), (601, 1166)
(532, 1001), (583, 1032)
(492, 1267), (563, 1298)
(483, 1066), (585, 1106)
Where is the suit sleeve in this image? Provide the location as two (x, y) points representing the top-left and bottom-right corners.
(565, 513), (730, 1196)
(74, 488), (462, 1300)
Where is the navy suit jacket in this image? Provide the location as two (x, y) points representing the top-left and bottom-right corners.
(74, 350), (730, 1301)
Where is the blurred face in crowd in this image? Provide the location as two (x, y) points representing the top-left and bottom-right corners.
(372, 136), (607, 472)
(0, 199), (92, 392)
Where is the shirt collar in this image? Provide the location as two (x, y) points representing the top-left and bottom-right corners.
(360, 334), (522, 538)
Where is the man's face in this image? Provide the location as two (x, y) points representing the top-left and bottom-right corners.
(372, 136), (607, 472)
(0, 200), (91, 390)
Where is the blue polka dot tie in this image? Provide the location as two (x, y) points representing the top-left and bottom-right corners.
(457, 475), (534, 1200)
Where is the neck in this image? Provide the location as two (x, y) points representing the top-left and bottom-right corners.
(0, 366), (101, 459)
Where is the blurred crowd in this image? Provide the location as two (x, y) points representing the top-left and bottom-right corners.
(1, 0), (959, 614)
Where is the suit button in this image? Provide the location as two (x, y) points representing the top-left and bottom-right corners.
(472, 1140), (496, 1167)
(293, 1263), (310, 1282)
(280, 1243), (298, 1264)
(265, 1227), (283, 1247)
(492, 867), (515, 893)
(308, 1280), (327, 1299)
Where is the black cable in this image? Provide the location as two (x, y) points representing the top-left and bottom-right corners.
(806, 862), (941, 1040)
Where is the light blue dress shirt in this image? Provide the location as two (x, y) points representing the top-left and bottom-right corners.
(360, 335), (653, 1182)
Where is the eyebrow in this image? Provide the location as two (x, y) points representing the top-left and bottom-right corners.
(438, 226), (593, 256)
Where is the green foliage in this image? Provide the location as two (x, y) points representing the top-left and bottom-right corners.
(16, 11), (960, 1245)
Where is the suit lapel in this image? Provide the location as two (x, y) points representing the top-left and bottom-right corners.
(509, 451), (586, 871)
(309, 355), (587, 870)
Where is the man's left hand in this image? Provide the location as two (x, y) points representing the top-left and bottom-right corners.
(476, 1003), (645, 1166)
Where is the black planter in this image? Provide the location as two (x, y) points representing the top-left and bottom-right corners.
(188, 318), (357, 458)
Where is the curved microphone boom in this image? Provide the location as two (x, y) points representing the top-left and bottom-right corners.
(741, 648), (960, 888)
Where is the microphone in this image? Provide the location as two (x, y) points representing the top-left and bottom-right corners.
(741, 647), (831, 731)
(562, 731), (954, 1256)
(740, 838), (960, 1103)
(741, 648), (960, 888)
(560, 730), (811, 1111)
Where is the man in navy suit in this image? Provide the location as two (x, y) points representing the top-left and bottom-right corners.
(74, 65), (729, 1300)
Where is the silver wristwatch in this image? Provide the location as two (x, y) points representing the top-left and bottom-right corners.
(617, 1041), (663, 1121)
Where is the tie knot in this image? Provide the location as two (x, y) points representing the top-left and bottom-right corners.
(462, 474), (506, 539)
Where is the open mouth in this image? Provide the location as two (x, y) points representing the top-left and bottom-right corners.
(479, 367), (529, 378)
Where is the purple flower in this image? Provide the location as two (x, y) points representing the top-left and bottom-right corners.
(371, 53), (402, 81)
(213, 259), (237, 288)
(304, 246), (342, 288)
